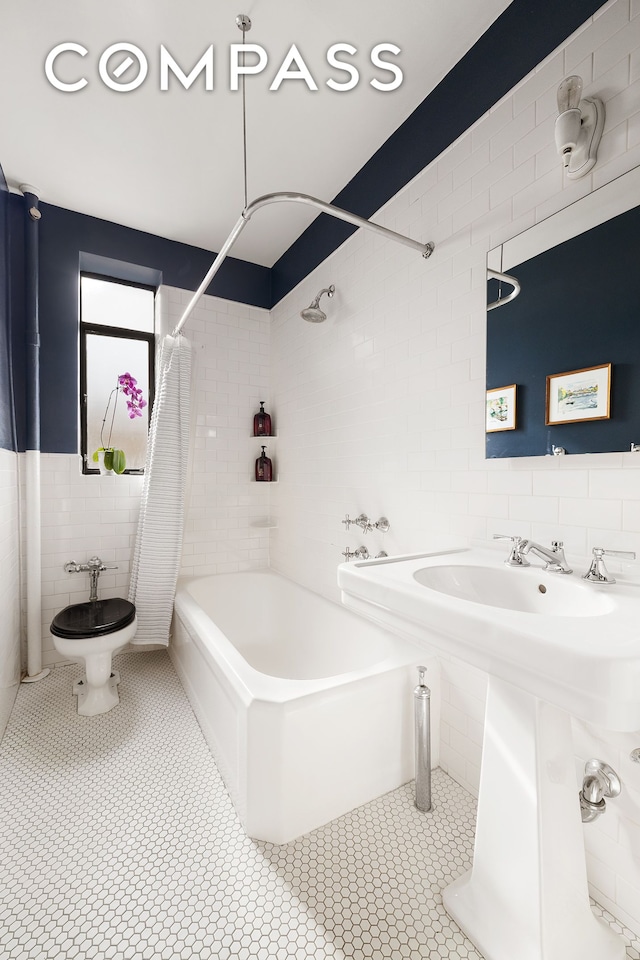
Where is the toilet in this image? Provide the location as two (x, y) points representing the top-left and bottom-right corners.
(50, 598), (137, 716)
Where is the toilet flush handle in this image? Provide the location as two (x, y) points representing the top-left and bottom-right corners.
(65, 557), (119, 574)
(64, 557), (119, 602)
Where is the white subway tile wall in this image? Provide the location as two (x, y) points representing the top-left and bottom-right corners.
(164, 288), (271, 579)
(269, 0), (640, 934)
(0, 448), (20, 739)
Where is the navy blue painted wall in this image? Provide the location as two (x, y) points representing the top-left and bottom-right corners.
(0, 165), (13, 451)
(6, 0), (609, 454)
(486, 204), (640, 457)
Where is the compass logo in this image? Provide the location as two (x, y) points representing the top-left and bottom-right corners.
(44, 42), (403, 93)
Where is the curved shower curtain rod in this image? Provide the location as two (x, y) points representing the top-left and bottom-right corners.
(486, 269), (521, 311)
(171, 191), (435, 337)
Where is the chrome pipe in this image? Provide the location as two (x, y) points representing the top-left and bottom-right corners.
(171, 192), (434, 337)
(414, 666), (432, 812)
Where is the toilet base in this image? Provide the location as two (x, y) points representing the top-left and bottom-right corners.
(73, 670), (121, 717)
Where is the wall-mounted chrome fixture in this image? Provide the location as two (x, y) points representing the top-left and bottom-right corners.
(301, 285), (335, 323)
(631, 748), (640, 763)
(341, 546), (388, 562)
(631, 443), (640, 453)
(342, 513), (390, 534)
(65, 556), (119, 602)
(582, 547), (636, 584)
(552, 445), (566, 456)
(579, 759), (621, 823)
(554, 75), (605, 180)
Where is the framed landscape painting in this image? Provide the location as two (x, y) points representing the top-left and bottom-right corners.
(486, 384), (517, 432)
(545, 363), (611, 425)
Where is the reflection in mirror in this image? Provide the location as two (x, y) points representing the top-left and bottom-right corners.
(486, 165), (640, 459)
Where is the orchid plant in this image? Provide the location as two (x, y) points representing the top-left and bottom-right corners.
(92, 372), (147, 474)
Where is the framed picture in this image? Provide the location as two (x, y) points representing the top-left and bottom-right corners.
(486, 384), (517, 432)
(545, 363), (611, 425)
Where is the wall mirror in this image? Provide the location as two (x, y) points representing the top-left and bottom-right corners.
(485, 164), (640, 459)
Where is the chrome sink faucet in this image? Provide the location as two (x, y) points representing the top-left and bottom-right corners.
(493, 534), (572, 573)
(521, 539), (572, 574)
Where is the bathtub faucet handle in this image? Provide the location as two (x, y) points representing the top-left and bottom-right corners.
(342, 514), (353, 530)
(341, 545), (370, 562)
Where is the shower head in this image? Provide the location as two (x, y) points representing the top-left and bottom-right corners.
(301, 284), (335, 323)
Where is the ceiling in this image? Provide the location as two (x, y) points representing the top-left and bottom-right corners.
(2, 0), (513, 267)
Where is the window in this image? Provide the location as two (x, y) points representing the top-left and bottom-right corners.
(80, 274), (155, 474)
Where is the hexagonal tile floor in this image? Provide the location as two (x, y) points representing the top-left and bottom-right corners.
(1, 650), (639, 960)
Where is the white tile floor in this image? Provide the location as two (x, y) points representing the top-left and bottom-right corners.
(0, 650), (639, 960)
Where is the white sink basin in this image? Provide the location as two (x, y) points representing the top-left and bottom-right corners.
(338, 546), (640, 730)
(339, 546), (638, 960)
(413, 563), (614, 616)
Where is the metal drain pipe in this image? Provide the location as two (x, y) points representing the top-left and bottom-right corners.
(20, 184), (49, 684)
(579, 759), (621, 823)
(414, 666), (432, 812)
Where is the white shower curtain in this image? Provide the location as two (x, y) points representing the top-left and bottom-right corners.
(129, 334), (192, 645)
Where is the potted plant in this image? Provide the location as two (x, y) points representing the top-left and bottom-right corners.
(92, 371), (146, 474)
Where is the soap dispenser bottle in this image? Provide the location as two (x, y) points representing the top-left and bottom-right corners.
(255, 445), (273, 482)
(253, 401), (272, 437)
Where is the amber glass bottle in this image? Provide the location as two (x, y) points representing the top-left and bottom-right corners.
(255, 446), (273, 482)
(253, 401), (272, 437)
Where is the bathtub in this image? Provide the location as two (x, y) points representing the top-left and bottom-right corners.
(170, 569), (439, 844)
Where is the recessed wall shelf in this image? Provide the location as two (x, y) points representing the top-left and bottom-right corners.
(250, 518), (278, 529)
(252, 407), (277, 479)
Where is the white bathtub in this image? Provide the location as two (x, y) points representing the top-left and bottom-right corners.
(170, 569), (439, 844)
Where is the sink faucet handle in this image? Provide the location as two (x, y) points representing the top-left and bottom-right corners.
(583, 547), (636, 584)
(493, 534), (530, 567)
(551, 540), (568, 562)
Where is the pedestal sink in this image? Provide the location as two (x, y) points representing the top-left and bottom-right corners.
(338, 547), (640, 960)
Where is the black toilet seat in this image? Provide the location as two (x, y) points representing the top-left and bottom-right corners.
(50, 598), (136, 639)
